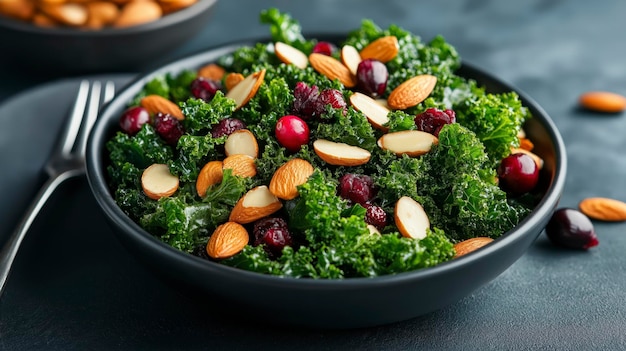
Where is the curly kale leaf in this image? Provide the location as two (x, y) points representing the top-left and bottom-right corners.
(374, 155), (421, 211)
(455, 92), (529, 165)
(260, 8), (314, 53)
(107, 125), (173, 171)
(201, 169), (251, 207)
(181, 92), (236, 135)
(315, 107), (378, 151)
(130, 70), (197, 106)
(386, 110), (417, 132)
(169, 134), (225, 182)
(218, 43), (278, 74)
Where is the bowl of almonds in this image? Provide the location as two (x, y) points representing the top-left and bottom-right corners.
(0, 0), (217, 73)
(85, 9), (567, 328)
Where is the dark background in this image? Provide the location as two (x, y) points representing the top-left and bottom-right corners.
(2, 0), (626, 349)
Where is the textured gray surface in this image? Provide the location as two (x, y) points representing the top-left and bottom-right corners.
(1, 0), (626, 349)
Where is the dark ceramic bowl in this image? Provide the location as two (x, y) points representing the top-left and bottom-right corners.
(0, 0), (217, 74)
(86, 38), (567, 329)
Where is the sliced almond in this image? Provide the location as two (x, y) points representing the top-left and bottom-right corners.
(196, 160), (223, 197)
(387, 74), (437, 110)
(454, 237), (494, 258)
(275, 42), (309, 69)
(206, 222), (249, 259)
(340, 45), (362, 76)
(309, 53), (357, 88)
(224, 73), (245, 91)
(40, 3), (88, 26)
(197, 63), (226, 82)
(359, 36), (399, 63)
(378, 130), (438, 157)
(225, 69), (266, 110)
(222, 154), (257, 178)
(269, 158), (314, 200)
(579, 197), (626, 222)
(229, 186), (283, 224)
(394, 196), (430, 240)
(113, 0), (162, 28)
(140, 94), (184, 120)
(313, 139), (371, 166)
(141, 163), (179, 200)
(224, 129), (258, 158)
(350, 92), (390, 131)
(367, 225), (381, 235)
(511, 147), (544, 169)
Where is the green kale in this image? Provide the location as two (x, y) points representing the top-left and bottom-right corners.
(106, 125), (173, 171)
(315, 107), (378, 151)
(129, 70), (197, 106)
(114, 186), (157, 222)
(374, 155), (421, 212)
(169, 133), (225, 182)
(180, 91), (236, 135)
(218, 43), (277, 74)
(385, 110), (417, 132)
(201, 169), (251, 207)
(260, 8), (314, 53)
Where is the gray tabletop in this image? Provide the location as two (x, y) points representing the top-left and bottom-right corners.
(1, 0), (626, 350)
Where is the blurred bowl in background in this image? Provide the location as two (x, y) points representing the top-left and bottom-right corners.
(0, 0), (218, 74)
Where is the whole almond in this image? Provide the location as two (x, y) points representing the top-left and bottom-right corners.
(309, 53), (357, 88)
(454, 237), (494, 258)
(387, 74), (437, 110)
(225, 69), (266, 110)
(359, 36), (399, 63)
(269, 158), (314, 200)
(222, 154), (257, 178)
(206, 222), (249, 259)
(224, 72), (245, 91)
(40, 3), (88, 26)
(113, 0), (162, 28)
(159, 0), (197, 14)
(579, 197), (626, 222)
(0, 0), (35, 21)
(579, 91), (626, 113)
(197, 63), (225, 81)
(84, 1), (119, 29)
(141, 163), (179, 200)
(32, 12), (57, 27)
(196, 160), (223, 197)
(518, 137), (534, 151)
(140, 94), (184, 120)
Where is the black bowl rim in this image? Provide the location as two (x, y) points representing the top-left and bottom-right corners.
(0, 0), (217, 37)
(86, 35), (567, 289)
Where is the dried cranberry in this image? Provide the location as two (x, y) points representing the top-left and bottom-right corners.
(312, 41), (336, 56)
(546, 208), (598, 249)
(356, 59), (388, 98)
(211, 117), (246, 138)
(292, 82), (320, 120)
(497, 153), (539, 195)
(153, 113), (185, 145)
(275, 115), (310, 152)
(253, 217), (293, 256)
(315, 88), (347, 116)
(414, 108), (456, 137)
(364, 204), (387, 230)
(119, 106), (150, 135)
(190, 77), (222, 102)
(338, 174), (375, 205)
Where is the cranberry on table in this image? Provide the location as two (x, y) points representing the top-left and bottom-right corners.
(338, 173), (375, 205)
(119, 106), (150, 135)
(275, 115), (310, 152)
(312, 41), (337, 56)
(211, 117), (246, 138)
(545, 208), (599, 249)
(497, 153), (539, 195)
(190, 77), (222, 102)
(253, 217), (293, 256)
(356, 59), (388, 98)
(414, 108), (456, 137)
(153, 112), (185, 145)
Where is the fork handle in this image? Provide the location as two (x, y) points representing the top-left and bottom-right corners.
(0, 170), (82, 296)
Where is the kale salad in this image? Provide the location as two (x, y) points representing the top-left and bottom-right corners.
(105, 8), (542, 279)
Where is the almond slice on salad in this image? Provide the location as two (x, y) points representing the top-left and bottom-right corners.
(387, 74), (437, 110)
(140, 94), (184, 120)
(229, 186), (283, 224)
(340, 45), (362, 76)
(269, 158), (314, 200)
(206, 221), (249, 259)
(223, 154), (257, 178)
(454, 237), (494, 258)
(275, 41), (309, 69)
(377, 130), (438, 157)
(350, 92), (390, 131)
(197, 63), (226, 81)
(309, 53), (357, 88)
(224, 72), (245, 91)
(313, 139), (371, 166)
(394, 196), (430, 240)
(196, 160), (223, 197)
(224, 129), (259, 158)
(141, 163), (179, 200)
(225, 69), (266, 110)
(359, 35), (399, 63)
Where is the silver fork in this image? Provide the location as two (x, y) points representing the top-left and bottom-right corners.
(0, 80), (115, 296)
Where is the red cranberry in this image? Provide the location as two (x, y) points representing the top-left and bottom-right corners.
(315, 88), (347, 116)
(190, 77), (222, 102)
(414, 108), (456, 137)
(253, 217), (293, 256)
(292, 82), (320, 120)
(275, 115), (310, 153)
(546, 208), (598, 250)
(497, 153), (539, 195)
(312, 41), (337, 56)
(338, 174), (375, 205)
(364, 204), (387, 230)
(153, 113), (185, 145)
(211, 117), (246, 138)
(119, 106), (150, 135)
(356, 59), (388, 98)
